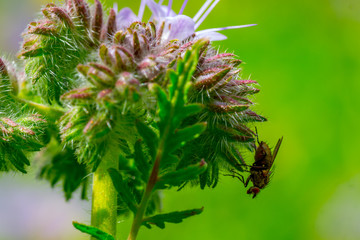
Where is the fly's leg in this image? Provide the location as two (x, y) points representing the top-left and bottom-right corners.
(224, 169), (245, 185)
(255, 127), (260, 146)
(244, 175), (251, 188)
(250, 165), (267, 170)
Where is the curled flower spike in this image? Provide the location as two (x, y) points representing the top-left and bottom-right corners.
(115, 0), (256, 42)
(58, 5), (264, 188)
(0, 0), (276, 237)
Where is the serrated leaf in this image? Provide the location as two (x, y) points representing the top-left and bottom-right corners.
(168, 70), (179, 100)
(155, 85), (170, 129)
(72, 222), (115, 240)
(108, 168), (137, 214)
(181, 104), (203, 119)
(9, 149), (29, 174)
(155, 160), (207, 189)
(135, 120), (158, 159)
(166, 123), (207, 153)
(142, 207), (204, 229)
(134, 140), (150, 182)
(160, 153), (179, 169)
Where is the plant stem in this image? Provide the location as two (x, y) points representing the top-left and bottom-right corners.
(91, 148), (119, 239)
(128, 129), (168, 240)
(127, 158), (161, 240)
(15, 97), (65, 120)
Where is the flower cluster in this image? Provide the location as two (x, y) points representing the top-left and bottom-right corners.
(10, 0), (265, 195)
(0, 58), (48, 173)
(0, 0), (271, 238)
(55, 0), (265, 185)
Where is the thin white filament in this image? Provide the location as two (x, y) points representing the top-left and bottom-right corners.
(167, 0), (173, 16)
(138, 0), (146, 20)
(193, 0), (214, 23)
(179, 0), (188, 15)
(195, 0), (220, 30)
(196, 24), (257, 34)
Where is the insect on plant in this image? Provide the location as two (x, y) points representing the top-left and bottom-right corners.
(0, 0), (276, 238)
(226, 131), (283, 198)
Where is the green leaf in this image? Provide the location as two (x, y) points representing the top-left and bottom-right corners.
(135, 120), (158, 159)
(134, 140), (150, 182)
(155, 160), (207, 190)
(142, 207), (204, 229)
(108, 168), (137, 214)
(168, 70), (178, 100)
(38, 145), (88, 201)
(181, 104), (204, 119)
(155, 85), (170, 124)
(166, 123), (207, 153)
(8, 149), (30, 174)
(160, 153), (179, 169)
(72, 222), (115, 240)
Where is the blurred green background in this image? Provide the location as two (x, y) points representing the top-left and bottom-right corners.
(0, 0), (359, 239)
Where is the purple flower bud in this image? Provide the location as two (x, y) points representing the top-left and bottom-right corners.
(99, 44), (114, 66)
(195, 67), (231, 89)
(43, 7), (74, 28)
(97, 89), (112, 99)
(61, 88), (94, 100)
(89, 63), (115, 78)
(73, 0), (91, 29)
(209, 102), (249, 113)
(101, 8), (116, 41)
(92, 0), (103, 41)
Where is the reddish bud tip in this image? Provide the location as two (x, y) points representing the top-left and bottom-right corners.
(205, 53), (236, 63)
(1, 118), (17, 127)
(0, 58), (8, 76)
(209, 103), (249, 113)
(195, 68), (231, 89)
(19, 126), (35, 136)
(101, 8), (116, 41)
(199, 159), (207, 167)
(74, 0), (91, 29)
(97, 89), (112, 99)
(92, 0), (103, 41)
(46, 7), (74, 28)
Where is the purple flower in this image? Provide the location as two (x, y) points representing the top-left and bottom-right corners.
(115, 0), (256, 42)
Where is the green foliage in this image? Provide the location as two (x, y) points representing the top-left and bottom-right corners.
(133, 139), (151, 182)
(107, 41), (209, 240)
(72, 222), (115, 240)
(0, 115), (48, 173)
(142, 208), (204, 229)
(39, 143), (88, 201)
(155, 160), (207, 190)
(0, 59), (17, 113)
(0, 0), (273, 238)
(18, 1), (103, 103)
(108, 168), (138, 214)
(135, 120), (158, 160)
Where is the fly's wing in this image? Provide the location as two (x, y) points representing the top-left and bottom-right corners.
(269, 136), (283, 168)
(264, 165), (276, 188)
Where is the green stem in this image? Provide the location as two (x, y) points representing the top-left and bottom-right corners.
(128, 124), (169, 240)
(127, 158), (161, 240)
(91, 149), (119, 239)
(15, 97), (65, 120)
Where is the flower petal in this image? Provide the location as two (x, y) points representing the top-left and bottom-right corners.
(116, 7), (139, 30)
(162, 15), (195, 42)
(146, 0), (176, 19)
